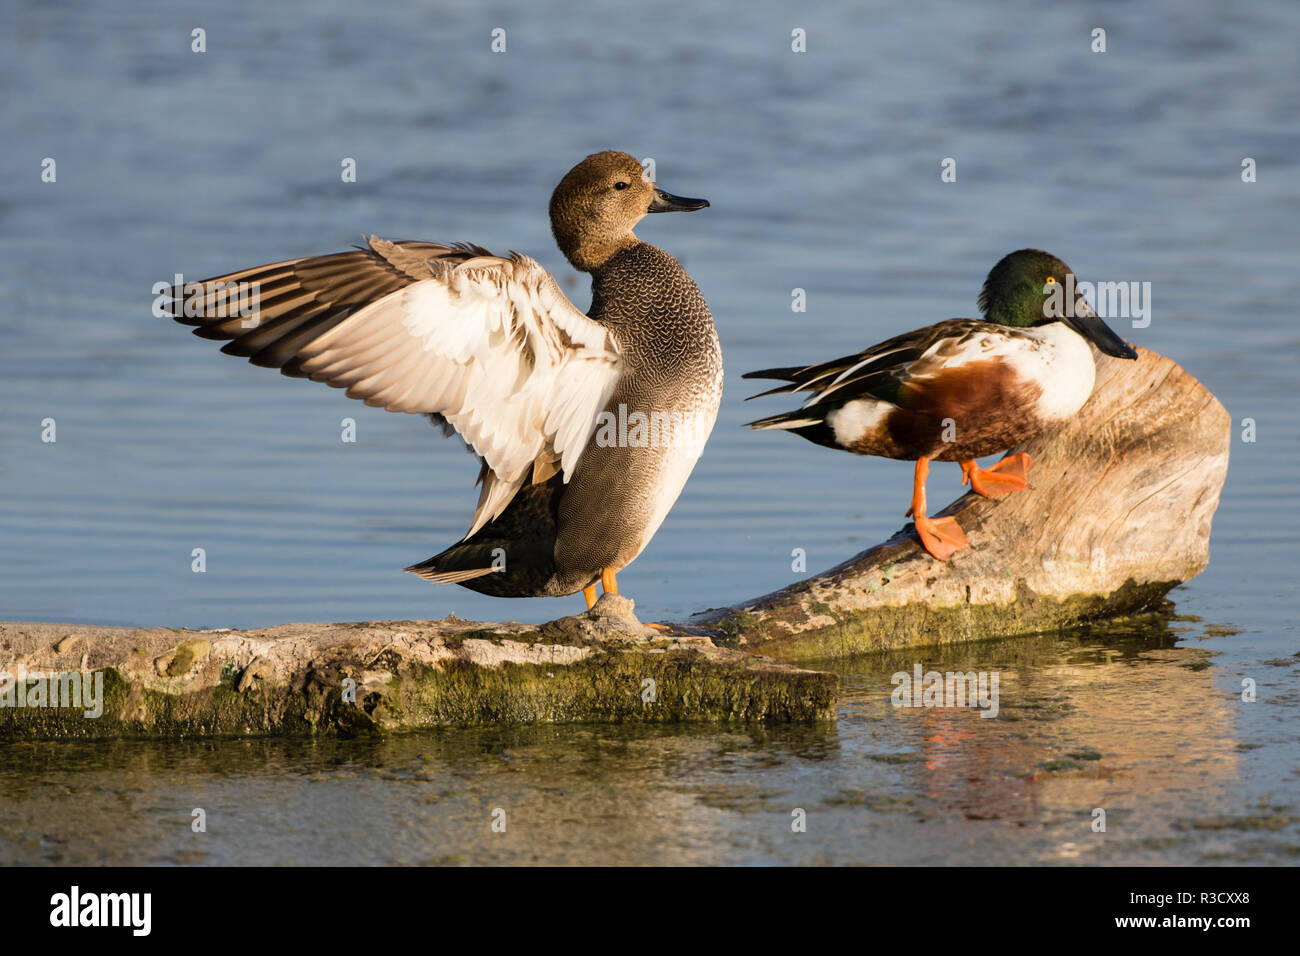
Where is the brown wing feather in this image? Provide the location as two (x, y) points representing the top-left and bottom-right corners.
(165, 238), (490, 377)
(743, 319), (992, 406)
(742, 319), (1001, 442)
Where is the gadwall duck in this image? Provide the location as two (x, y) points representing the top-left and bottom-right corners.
(743, 249), (1137, 560)
(168, 150), (721, 610)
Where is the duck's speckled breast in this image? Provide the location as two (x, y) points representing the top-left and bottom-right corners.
(553, 242), (722, 581)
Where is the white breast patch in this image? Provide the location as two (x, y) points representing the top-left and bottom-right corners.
(1006, 323), (1098, 421)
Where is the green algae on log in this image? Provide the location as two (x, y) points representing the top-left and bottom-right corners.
(0, 596), (836, 739)
(688, 348), (1230, 662)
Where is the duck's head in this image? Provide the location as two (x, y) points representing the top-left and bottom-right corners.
(549, 150), (709, 272)
(978, 249), (1137, 359)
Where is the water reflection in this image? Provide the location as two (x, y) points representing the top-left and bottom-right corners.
(2, 616), (1291, 865)
(828, 618), (1250, 862)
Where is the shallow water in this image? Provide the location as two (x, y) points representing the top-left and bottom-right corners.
(2, 618), (1294, 866)
(1, 0), (1298, 865)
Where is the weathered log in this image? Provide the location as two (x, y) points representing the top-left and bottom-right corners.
(0, 596), (836, 739)
(687, 347), (1230, 661)
(0, 348), (1227, 737)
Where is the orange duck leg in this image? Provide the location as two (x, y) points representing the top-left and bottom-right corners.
(583, 568), (619, 611)
(906, 456), (970, 560)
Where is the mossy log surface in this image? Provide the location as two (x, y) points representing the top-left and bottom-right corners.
(0, 596), (836, 739)
(687, 347), (1230, 661)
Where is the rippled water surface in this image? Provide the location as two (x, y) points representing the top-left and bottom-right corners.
(1, 0), (1297, 865)
(2, 618), (1294, 866)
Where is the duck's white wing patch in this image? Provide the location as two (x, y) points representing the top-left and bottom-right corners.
(291, 244), (622, 536)
(921, 327), (1024, 369)
(825, 398), (891, 446)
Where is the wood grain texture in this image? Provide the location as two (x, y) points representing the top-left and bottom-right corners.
(688, 347), (1230, 661)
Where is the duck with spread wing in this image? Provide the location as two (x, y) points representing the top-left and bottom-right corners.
(168, 151), (721, 610)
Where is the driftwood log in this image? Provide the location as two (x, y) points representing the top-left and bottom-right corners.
(0, 597), (836, 738)
(0, 347), (1226, 737)
(687, 347), (1230, 661)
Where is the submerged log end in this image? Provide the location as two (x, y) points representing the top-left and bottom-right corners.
(690, 348), (1231, 661)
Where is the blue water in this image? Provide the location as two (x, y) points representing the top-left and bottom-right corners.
(1, 0), (1297, 865)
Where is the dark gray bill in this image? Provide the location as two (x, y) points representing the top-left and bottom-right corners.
(647, 188), (709, 213)
(1067, 304), (1138, 359)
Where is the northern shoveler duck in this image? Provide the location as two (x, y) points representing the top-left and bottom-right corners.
(167, 151), (721, 611)
(743, 249), (1138, 560)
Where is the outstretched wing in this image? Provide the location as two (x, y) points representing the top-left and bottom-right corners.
(167, 236), (622, 536)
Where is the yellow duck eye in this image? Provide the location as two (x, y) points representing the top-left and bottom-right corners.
(1045, 276), (1057, 285)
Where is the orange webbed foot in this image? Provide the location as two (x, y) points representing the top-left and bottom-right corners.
(913, 514), (970, 561)
(961, 453), (1032, 499)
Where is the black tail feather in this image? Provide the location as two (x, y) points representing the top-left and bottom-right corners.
(741, 366), (805, 381)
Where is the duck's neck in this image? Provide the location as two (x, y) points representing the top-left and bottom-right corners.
(549, 196), (643, 272)
(982, 290), (1044, 328)
(554, 229), (639, 273)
